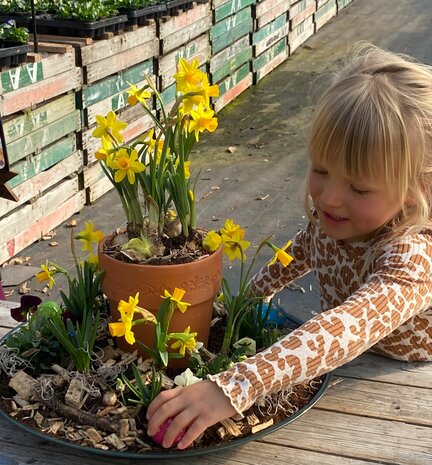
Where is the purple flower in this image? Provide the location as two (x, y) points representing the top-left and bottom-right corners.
(10, 295), (42, 322)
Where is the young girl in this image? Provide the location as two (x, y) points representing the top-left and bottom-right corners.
(147, 44), (432, 449)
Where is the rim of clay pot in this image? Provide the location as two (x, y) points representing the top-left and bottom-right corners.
(98, 237), (223, 271)
(0, 317), (332, 459)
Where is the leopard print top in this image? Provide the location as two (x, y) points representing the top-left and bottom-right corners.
(208, 222), (432, 414)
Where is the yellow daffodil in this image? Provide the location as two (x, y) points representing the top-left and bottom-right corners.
(126, 82), (151, 106)
(188, 103), (218, 141)
(181, 75), (219, 113)
(95, 137), (113, 161)
(188, 189), (194, 202)
(35, 261), (56, 288)
(221, 230), (251, 262)
(107, 148), (145, 184)
(174, 159), (191, 179)
(163, 287), (191, 313)
(109, 292), (149, 345)
(173, 58), (205, 93)
(203, 230), (222, 252)
(75, 221), (104, 252)
(87, 253), (99, 266)
(169, 326), (198, 356)
(220, 219), (242, 238)
(141, 128), (169, 164)
(268, 240), (294, 267)
(92, 111), (127, 144)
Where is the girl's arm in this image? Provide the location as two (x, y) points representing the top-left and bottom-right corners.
(249, 223), (314, 297)
(147, 234), (432, 448)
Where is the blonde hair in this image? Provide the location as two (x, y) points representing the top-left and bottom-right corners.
(306, 44), (432, 235)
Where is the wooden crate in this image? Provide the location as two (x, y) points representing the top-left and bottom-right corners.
(210, 6), (253, 54)
(252, 13), (289, 57)
(254, 0), (289, 29)
(210, 34), (252, 84)
(78, 22), (158, 84)
(289, 0), (316, 30)
(213, 0), (255, 22)
(288, 14), (314, 54)
(0, 176), (85, 264)
(337, 0), (353, 11)
(0, 48), (81, 116)
(314, 0), (337, 31)
(253, 37), (288, 83)
(159, 2), (212, 55)
(214, 62), (252, 112)
(159, 33), (211, 91)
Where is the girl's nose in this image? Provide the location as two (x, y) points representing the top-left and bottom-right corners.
(320, 182), (344, 207)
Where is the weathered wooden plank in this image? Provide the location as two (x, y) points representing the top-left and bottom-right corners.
(0, 416), (388, 465)
(85, 41), (159, 84)
(255, 0), (289, 29)
(253, 40), (288, 82)
(211, 7), (252, 40)
(8, 135), (78, 188)
(318, 377), (432, 426)
(337, 0), (353, 11)
(3, 93), (76, 144)
(0, 300), (20, 335)
(161, 15), (212, 54)
(159, 34), (211, 90)
(80, 22), (157, 66)
(87, 175), (114, 204)
(0, 150), (82, 218)
(214, 0), (255, 22)
(261, 409), (432, 465)
(215, 65), (252, 112)
(253, 18), (289, 56)
(211, 44), (252, 83)
(288, 16), (314, 54)
(160, 3), (210, 38)
(83, 161), (106, 188)
(0, 178), (85, 264)
(211, 17), (253, 54)
(0, 50), (75, 95)
(289, 0), (316, 29)
(81, 59), (154, 109)
(1, 68), (81, 116)
(7, 111), (81, 164)
(314, 0), (337, 30)
(336, 353), (432, 389)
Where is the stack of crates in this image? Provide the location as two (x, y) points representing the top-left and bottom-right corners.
(288, 0), (316, 54)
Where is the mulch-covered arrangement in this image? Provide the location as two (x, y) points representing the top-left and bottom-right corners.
(0, 308), (325, 455)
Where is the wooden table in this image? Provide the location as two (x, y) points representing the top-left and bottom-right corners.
(1, 302), (431, 465)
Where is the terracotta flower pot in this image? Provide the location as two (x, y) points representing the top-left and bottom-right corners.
(98, 241), (223, 367)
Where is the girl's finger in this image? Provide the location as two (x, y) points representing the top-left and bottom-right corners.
(161, 408), (197, 448)
(177, 417), (209, 449)
(147, 386), (182, 419)
(147, 388), (183, 436)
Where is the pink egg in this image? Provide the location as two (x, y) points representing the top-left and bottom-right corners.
(151, 417), (185, 446)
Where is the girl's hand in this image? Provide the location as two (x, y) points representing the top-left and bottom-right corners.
(146, 379), (237, 449)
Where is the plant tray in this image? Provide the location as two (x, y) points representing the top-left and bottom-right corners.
(165, 0), (194, 15)
(0, 44), (30, 68)
(0, 13), (31, 28)
(119, 4), (167, 26)
(34, 15), (128, 38)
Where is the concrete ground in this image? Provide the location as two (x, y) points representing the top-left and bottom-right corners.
(3, 0), (432, 323)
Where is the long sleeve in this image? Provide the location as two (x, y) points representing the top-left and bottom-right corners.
(208, 235), (432, 413)
(249, 224), (313, 297)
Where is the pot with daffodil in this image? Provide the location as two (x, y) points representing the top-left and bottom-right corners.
(94, 58), (223, 365)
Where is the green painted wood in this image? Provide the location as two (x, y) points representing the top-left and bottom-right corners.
(289, 0), (315, 19)
(8, 135), (77, 188)
(7, 111), (81, 165)
(210, 7), (252, 40)
(211, 46), (252, 83)
(253, 38), (287, 72)
(1, 61), (44, 94)
(315, 0), (336, 21)
(252, 13), (287, 45)
(81, 59), (154, 109)
(211, 17), (253, 54)
(337, 0), (353, 9)
(217, 61), (250, 96)
(3, 94), (76, 144)
(214, 0), (255, 22)
(210, 34), (249, 71)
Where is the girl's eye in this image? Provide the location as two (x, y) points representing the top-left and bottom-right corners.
(312, 168), (327, 175)
(350, 185), (369, 195)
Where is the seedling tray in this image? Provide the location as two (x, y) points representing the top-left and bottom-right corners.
(165, 0), (194, 15)
(0, 43), (30, 68)
(34, 15), (128, 38)
(119, 4), (167, 26)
